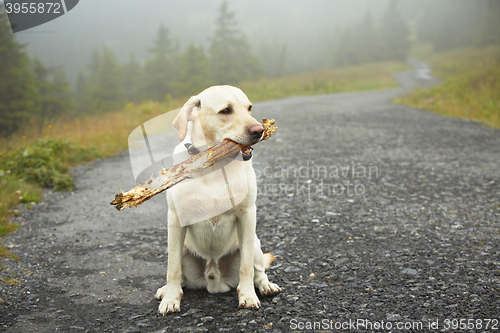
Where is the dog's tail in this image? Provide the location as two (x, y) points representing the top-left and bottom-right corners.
(262, 252), (276, 269)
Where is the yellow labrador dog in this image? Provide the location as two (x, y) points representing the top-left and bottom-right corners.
(156, 85), (281, 314)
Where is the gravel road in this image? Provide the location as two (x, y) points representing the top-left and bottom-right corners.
(1, 65), (499, 333)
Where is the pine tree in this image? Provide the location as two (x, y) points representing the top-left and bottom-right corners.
(335, 29), (358, 67)
(209, 1), (261, 84)
(89, 47), (125, 112)
(173, 43), (213, 97)
(415, 2), (439, 48)
(0, 9), (40, 135)
(356, 11), (381, 63)
(379, 0), (410, 62)
(143, 24), (178, 100)
(75, 71), (89, 113)
(122, 53), (143, 103)
(480, 0), (500, 46)
(88, 47), (101, 78)
(275, 44), (287, 78)
(78, 47), (102, 112)
(415, 0), (494, 51)
(32, 58), (72, 118)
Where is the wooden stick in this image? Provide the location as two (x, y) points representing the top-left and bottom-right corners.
(110, 119), (278, 211)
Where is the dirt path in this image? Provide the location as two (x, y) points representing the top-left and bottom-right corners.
(1, 65), (499, 332)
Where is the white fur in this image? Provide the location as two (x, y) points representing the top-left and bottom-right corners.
(156, 85), (280, 314)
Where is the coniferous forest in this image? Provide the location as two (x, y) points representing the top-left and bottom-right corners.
(1, 0), (499, 136)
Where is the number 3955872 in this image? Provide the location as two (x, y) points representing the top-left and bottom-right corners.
(5, 2), (62, 14)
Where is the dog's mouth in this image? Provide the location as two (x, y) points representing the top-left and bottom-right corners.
(240, 146), (253, 161)
(223, 137), (254, 161)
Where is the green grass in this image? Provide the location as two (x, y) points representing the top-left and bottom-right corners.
(0, 171), (42, 261)
(0, 60), (408, 258)
(395, 45), (500, 128)
(0, 173), (42, 237)
(1, 139), (102, 191)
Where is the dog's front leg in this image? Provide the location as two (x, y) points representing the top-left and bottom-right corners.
(156, 210), (187, 314)
(236, 205), (260, 309)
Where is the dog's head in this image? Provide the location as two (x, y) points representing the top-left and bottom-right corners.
(173, 85), (264, 147)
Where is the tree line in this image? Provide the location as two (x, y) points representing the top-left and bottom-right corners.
(335, 1), (410, 67)
(75, 1), (260, 114)
(416, 0), (500, 51)
(0, 1), (261, 135)
(335, 0), (500, 67)
(0, 9), (71, 134)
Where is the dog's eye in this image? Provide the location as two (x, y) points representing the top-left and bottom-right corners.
(219, 108), (231, 115)
(248, 105), (252, 112)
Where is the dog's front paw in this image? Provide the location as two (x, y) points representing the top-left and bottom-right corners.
(259, 282), (281, 296)
(156, 284), (183, 315)
(237, 287), (260, 309)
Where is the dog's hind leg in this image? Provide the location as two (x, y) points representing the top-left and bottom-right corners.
(181, 248), (207, 290)
(252, 236), (281, 297)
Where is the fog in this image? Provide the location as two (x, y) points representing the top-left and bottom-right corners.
(10, 0), (394, 83)
(3, 0), (497, 87)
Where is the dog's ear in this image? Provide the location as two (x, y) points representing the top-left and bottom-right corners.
(173, 95), (201, 142)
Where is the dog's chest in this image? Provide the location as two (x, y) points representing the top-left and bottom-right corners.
(194, 156), (251, 202)
(186, 211), (240, 256)
(168, 154), (253, 227)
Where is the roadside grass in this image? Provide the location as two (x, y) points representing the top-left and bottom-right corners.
(394, 45), (500, 128)
(0, 100), (184, 258)
(0, 172), (42, 258)
(0, 100), (183, 157)
(0, 262), (20, 286)
(0, 60), (408, 257)
(0, 173), (41, 236)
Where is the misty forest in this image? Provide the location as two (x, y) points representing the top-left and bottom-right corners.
(1, 0), (499, 135)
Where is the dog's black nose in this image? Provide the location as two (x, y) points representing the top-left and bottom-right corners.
(248, 124), (264, 140)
